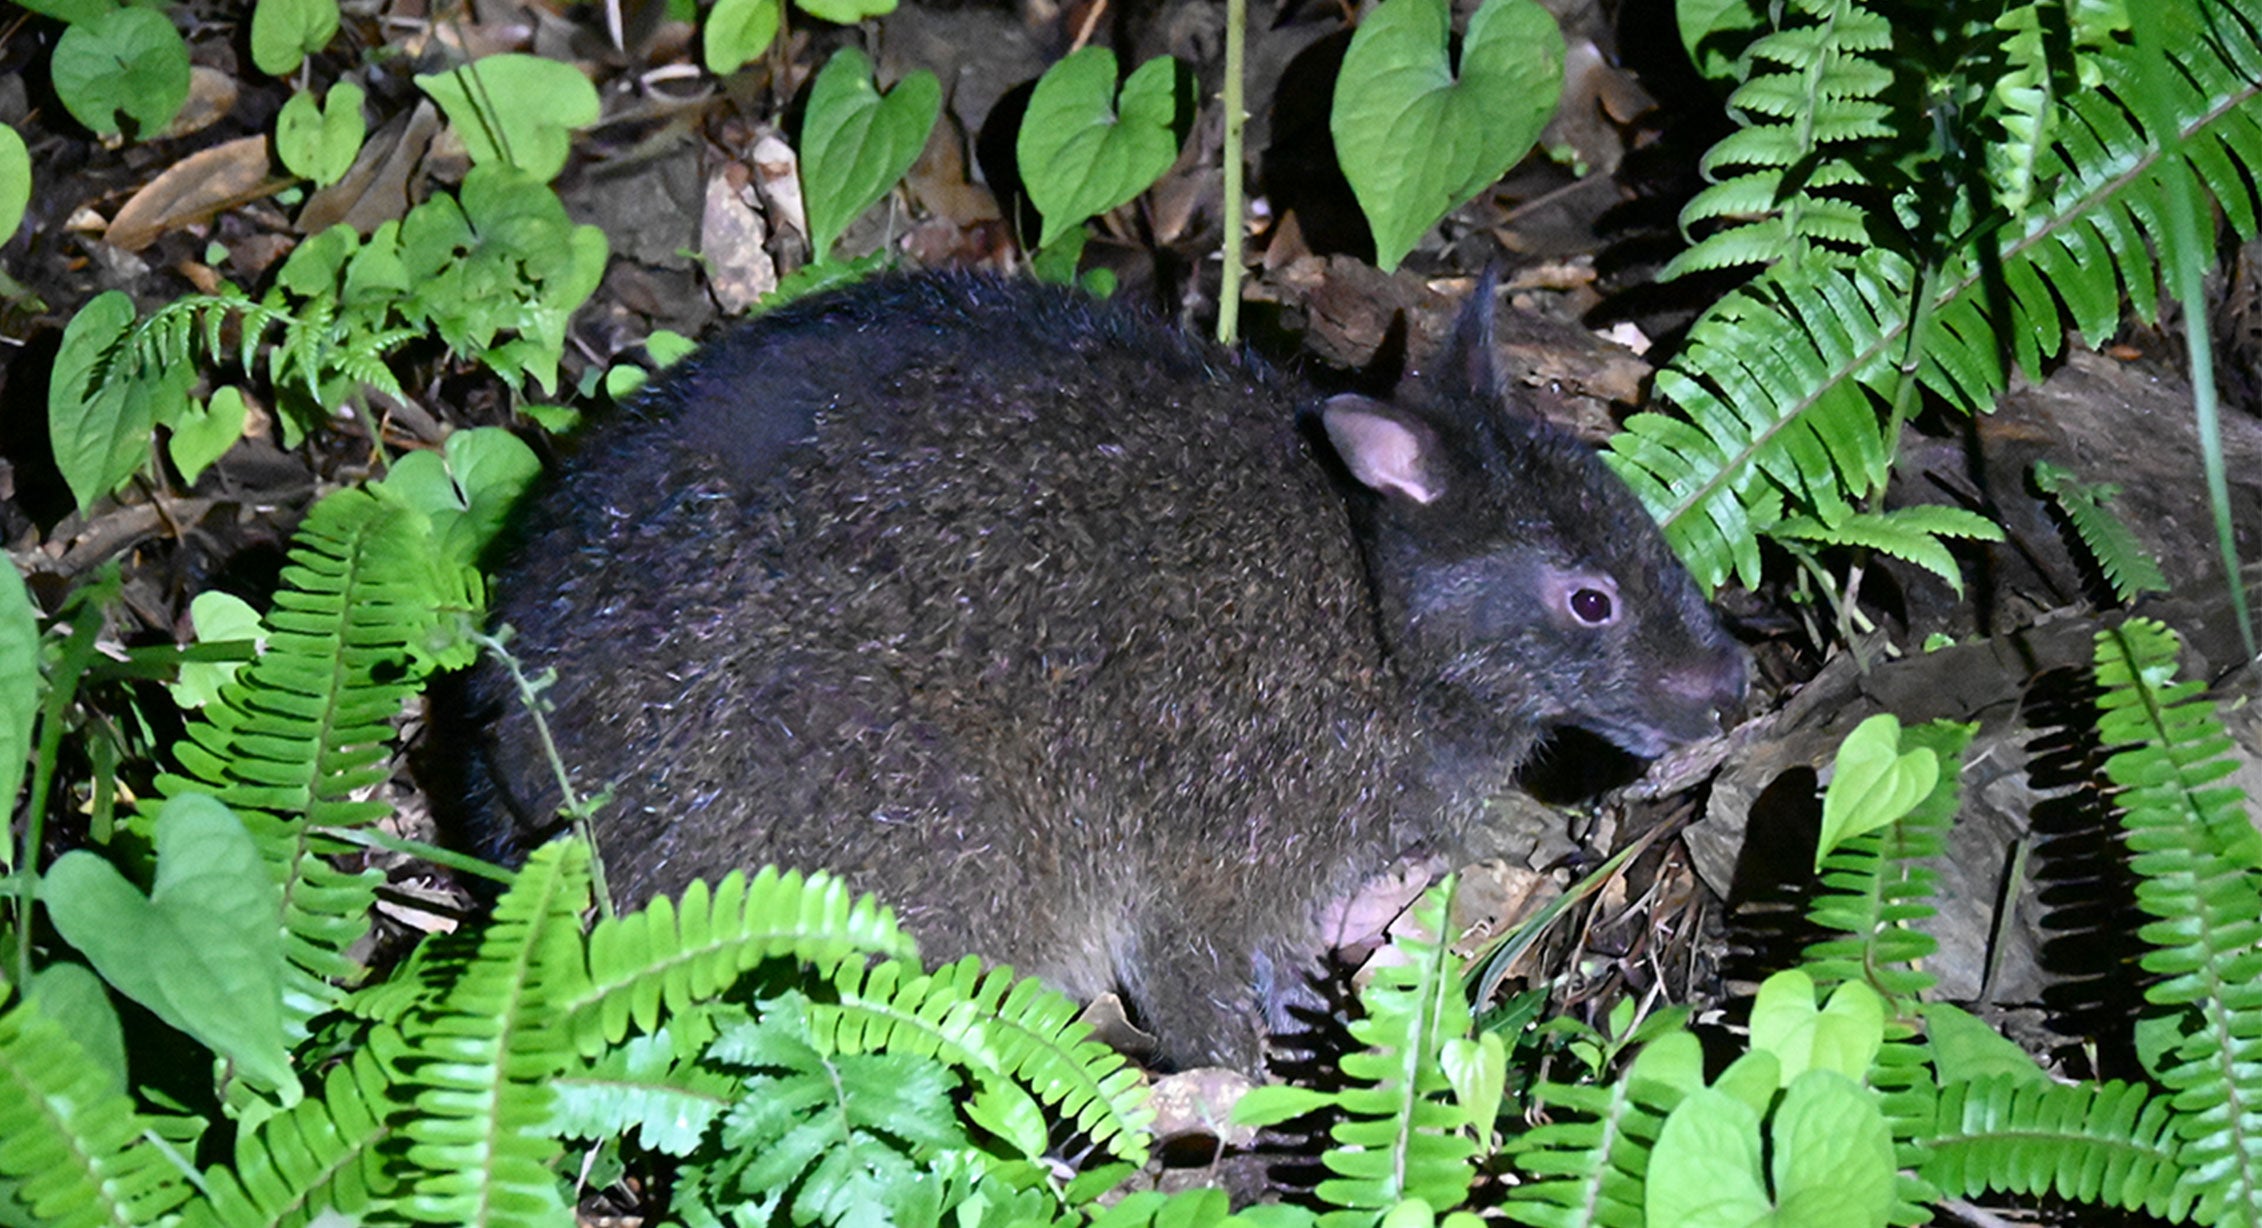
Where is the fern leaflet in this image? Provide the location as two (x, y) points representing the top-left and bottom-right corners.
(396, 838), (591, 1226)
(682, 996), (987, 1228)
(1614, 0), (2262, 594)
(2093, 618), (2262, 1224)
(154, 488), (461, 1032)
(562, 864), (917, 1051)
(179, 1047), (401, 1228)
(816, 955), (1155, 1166)
(1313, 878), (1486, 1212)
(1499, 1030), (1691, 1228)
(0, 997), (192, 1228)
(1666, 0), (1896, 277)
(1921, 1075), (2189, 1218)
(2031, 461), (2170, 602)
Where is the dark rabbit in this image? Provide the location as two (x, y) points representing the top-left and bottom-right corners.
(435, 272), (1744, 1070)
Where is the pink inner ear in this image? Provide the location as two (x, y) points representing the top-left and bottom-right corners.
(1323, 400), (1442, 504)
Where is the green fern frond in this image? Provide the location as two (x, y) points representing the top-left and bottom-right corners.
(1800, 718), (1976, 1224)
(158, 487), (452, 823)
(1802, 720), (1975, 1003)
(154, 487), (461, 1030)
(2093, 618), (2262, 1224)
(684, 996), (980, 1228)
(1989, 4), (2058, 216)
(548, 1024), (735, 1157)
(1616, 0), (2262, 594)
(0, 997), (192, 1228)
(2031, 461), (2170, 603)
(1921, 1075), (2190, 1219)
(816, 955), (1154, 1165)
(1770, 504), (2005, 595)
(562, 865), (916, 1051)
(1666, 0), (1896, 278)
(1499, 1030), (1692, 1228)
(179, 1047), (400, 1228)
(1605, 252), (1901, 590)
(127, 290), (410, 407)
(1307, 877), (1484, 1214)
(397, 838), (592, 1226)
(1870, 1036), (1946, 1225)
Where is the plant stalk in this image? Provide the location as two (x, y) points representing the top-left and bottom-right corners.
(1216, 0), (1247, 345)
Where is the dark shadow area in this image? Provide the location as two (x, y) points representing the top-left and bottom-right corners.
(2020, 664), (2152, 1080)
(1717, 766), (1829, 987)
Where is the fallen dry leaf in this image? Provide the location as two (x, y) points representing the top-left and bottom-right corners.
(300, 101), (443, 235)
(159, 67), (239, 142)
(107, 135), (289, 251)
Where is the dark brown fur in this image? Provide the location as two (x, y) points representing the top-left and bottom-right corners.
(434, 273), (1743, 1070)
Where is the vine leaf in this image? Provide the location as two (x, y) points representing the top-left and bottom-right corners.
(42, 794), (297, 1094)
(1747, 971), (1884, 1086)
(415, 54), (598, 181)
(168, 386), (249, 486)
(1018, 48), (1184, 250)
(0, 122), (28, 247)
(250, 0), (339, 77)
(1649, 1069), (1896, 1228)
(275, 81), (367, 187)
(1332, 0), (1564, 271)
(49, 290), (188, 514)
(703, 0), (780, 74)
(1816, 713), (1938, 867)
(49, 6), (189, 137)
(799, 49), (940, 263)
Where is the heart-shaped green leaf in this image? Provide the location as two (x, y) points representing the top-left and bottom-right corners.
(1331, 0), (1564, 271)
(1648, 1086), (1771, 1228)
(1018, 48), (1184, 250)
(51, 291), (193, 513)
(1816, 713), (1939, 866)
(43, 794), (294, 1091)
(417, 54), (598, 182)
(1767, 1071), (1896, 1228)
(250, 0), (339, 77)
(796, 0), (898, 24)
(51, 6), (191, 138)
(704, 0), (781, 75)
(1748, 968), (1818, 1073)
(167, 589), (262, 711)
(0, 124), (28, 249)
(1751, 971), (1884, 1086)
(372, 426), (541, 569)
(276, 80), (366, 187)
(168, 385), (248, 487)
(800, 48), (939, 261)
